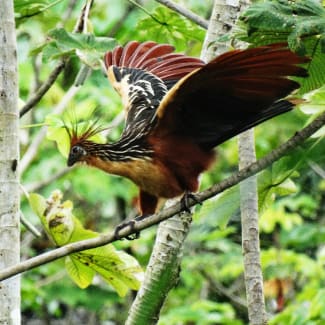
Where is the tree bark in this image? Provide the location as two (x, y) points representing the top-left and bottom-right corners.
(0, 1), (20, 324)
(203, 0), (267, 323)
(239, 131), (267, 325)
(126, 204), (192, 324)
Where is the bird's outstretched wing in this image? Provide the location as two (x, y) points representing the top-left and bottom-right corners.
(152, 44), (309, 149)
(104, 41), (204, 130)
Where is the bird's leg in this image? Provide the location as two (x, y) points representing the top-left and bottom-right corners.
(114, 215), (150, 240)
(180, 191), (202, 213)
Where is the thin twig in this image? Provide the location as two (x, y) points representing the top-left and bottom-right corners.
(20, 212), (42, 238)
(19, 0), (94, 118)
(24, 167), (71, 193)
(308, 160), (325, 179)
(0, 110), (324, 281)
(20, 85), (80, 175)
(19, 61), (67, 117)
(155, 0), (209, 29)
(128, 0), (166, 25)
(107, 3), (134, 37)
(200, 269), (247, 311)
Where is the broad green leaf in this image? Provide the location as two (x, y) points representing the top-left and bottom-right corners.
(65, 256), (95, 289)
(29, 190), (143, 296)
(300, 85), (325, 137)
(308, 289), (325, 320)
(237, 0), (325, 93)
(258, 167), (298, 214)
(194, 186), (240, 229)
(40, 28), (117, 68)
(137, 6), (204, 51)
(29, 193), (47, 224)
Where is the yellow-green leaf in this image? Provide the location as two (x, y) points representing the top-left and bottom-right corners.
(66, 256), (95, 289)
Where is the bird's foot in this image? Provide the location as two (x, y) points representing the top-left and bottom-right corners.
(180, 191), (202, 213)
(114, 215), (149, 240)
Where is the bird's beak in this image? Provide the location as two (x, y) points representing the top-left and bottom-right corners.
(67, 153), (77, 167)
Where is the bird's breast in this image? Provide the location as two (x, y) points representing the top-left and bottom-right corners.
(86, 156), (183, 199)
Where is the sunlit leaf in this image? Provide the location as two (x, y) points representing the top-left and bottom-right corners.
(14, 0), (64, 22)
(29, 190), (143, 296)
(300, 85), (325, 137)
(65, 256), (95, 289)
(29, 193), (47, 223)
(46, 115), (70, 158)
(46, 108), (107, 158)
(39, 28), (117, 68)
(137, 6), (205, 51)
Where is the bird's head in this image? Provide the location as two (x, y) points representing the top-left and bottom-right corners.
(64, 117), (106, 167)
(67, 144), (88, 166)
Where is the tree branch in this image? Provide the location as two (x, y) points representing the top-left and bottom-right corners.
(0, 110), (324, 282)
(19, 61), (66, 117)
(154, 0), (209, 29)
(19, 0), (94, 118)
(20, 85), (80, 174)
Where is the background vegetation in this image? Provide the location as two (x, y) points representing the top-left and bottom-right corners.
(13, 0), (325, 324)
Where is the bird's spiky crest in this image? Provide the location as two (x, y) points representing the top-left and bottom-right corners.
(63, 109), (108, 147)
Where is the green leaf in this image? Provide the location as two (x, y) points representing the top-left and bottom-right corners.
(46, 115), (70, 158)
(137, 6), (205, 50)
(14, 0), (64, 21)
(236, 0), (325, 93)
(195, 185), (240, 229)
(309, 289), (325, 320)
(40, 28), (117, 68)
(300, 85), (325, 138)
(65, 256), (95, 289)
(29, 193), (47, 223)
(46, 107), (106, 158)
(260, 205), (302, 233)
(29, 190), (143, 296)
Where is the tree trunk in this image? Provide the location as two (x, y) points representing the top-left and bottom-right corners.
(203, 0), (267, 323)
(239, 131), (267, 325)
(0, 1), (20, 324)
(126, 204), (192, 324)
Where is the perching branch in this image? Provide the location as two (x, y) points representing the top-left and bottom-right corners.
(0, 110), (324, 282)
(154, 0), (209, 29)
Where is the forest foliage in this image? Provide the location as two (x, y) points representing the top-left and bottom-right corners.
(12, 0), (325, 323)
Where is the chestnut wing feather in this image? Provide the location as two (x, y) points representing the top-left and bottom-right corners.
(153, 44), (308, 149)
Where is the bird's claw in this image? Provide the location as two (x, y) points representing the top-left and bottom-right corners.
(180, 192), (202, 213)
(114, 215), (149, 240)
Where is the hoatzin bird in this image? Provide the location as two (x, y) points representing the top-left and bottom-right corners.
(67, 41), (308, 217)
